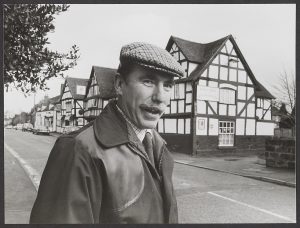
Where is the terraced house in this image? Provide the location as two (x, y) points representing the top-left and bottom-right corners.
(83, 66), (117, 124)
(34, 95), (60, 133)
(158, 35), (275, 155)
(59, 77), (88, 132)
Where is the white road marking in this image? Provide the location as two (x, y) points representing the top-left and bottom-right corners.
(5, 143), (40, 191)
(208, 191), (295, 223)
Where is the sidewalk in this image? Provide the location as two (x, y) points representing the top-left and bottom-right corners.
(173, 152), (296, 187)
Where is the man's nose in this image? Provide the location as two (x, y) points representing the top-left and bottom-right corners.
(152, 84), (166, 103)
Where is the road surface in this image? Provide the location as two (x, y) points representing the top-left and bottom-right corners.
(4, 129), (296, 224)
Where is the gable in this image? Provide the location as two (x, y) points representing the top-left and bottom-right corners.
(208, 39), (254, 85)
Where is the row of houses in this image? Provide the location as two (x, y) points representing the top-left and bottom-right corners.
(34, 35), (277, 156)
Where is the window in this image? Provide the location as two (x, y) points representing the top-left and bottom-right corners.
(257, 98), (263, 108)
(66, 101), (72, 112)
(219, 89), (235, 104)
(219, 121), (234, 146)
(93, 98), (97, 107)
(94, 85), (99, 95)
(174, 83), (185, 99)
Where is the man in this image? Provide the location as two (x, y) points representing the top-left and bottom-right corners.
(30, 42), (185, 224)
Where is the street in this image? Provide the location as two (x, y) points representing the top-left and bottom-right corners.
(4, 129), (296, 224)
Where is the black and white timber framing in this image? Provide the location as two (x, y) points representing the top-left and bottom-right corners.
(83, 66), (117, 124)
(159, 35), (275, 155)
(59, 77), (88, 130)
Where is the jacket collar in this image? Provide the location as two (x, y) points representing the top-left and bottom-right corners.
(93, 100), (166, 148)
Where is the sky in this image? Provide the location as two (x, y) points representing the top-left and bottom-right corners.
(4, 4), (296, 115)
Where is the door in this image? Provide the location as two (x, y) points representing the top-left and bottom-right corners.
(219, 121), (235, 146)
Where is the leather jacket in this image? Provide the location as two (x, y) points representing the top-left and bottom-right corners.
(30, 101), (178, 224)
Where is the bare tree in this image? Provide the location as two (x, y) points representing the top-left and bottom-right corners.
(272, 70), (295, 127)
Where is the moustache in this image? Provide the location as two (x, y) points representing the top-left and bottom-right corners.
(140, 104), (164, 114)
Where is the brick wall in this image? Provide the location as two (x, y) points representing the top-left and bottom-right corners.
(194, 136), (219, 155)
(235, 136), (270, 150)
(195, 135), (270, 155)
(265, 138), (295, 169)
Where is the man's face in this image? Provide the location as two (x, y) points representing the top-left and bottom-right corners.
(117, 64), (174, 129)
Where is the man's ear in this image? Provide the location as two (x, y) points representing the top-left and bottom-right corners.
(115, 73), (123, 96)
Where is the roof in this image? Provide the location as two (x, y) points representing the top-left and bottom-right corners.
(254, 81), (275, 99)
(87, 66), (117, 99)
(49, 95), (60, 104)
(64, 77), (89, 100)
(166, 35), (275, 99)
(166, 35), (229, 64)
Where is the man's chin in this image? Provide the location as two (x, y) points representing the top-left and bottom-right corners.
(139, 119), (159, 129)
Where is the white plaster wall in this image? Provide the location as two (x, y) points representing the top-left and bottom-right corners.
(185, 119), (191, 134)
(208, 118), (218, 135)
(246, 119), (255, 135)
(220, 67), (228, 80)
(165, 119), (177, 133)
(178, 119), (184, 134)
(219, 104), (227, 115)
(256, 122), (275, 136)
(186, 93), (192, 103)
(171, 101), (177, 113)
(178, 100), (185, 113)
(236, 118), (245, 135)
(197, 100), (206, 114)
(229, 68), (237, 82)
(247, 103), (255, 117)
(228, 105), (236, 116)
(238, 70), (247, 83)
(158, 119), (163, 133)
(238, 86), (246, 100)
(209, 65), (218, 79)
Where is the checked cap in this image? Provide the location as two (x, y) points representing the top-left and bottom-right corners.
(118, 42), (184, 78)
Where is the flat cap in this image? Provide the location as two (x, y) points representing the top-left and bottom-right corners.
(118, 42), (185, 78)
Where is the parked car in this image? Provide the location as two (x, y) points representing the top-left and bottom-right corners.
(22, 123), (33, 132)
(5, 125), (13, 129)
(32, 126), (50, 135)
(16, 124), (23, 130)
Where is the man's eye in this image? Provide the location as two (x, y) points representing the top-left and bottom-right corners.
(164, 83), (173, 89)
(142, 80), (154, 87)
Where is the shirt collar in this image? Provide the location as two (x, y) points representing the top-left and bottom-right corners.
(116, 104), (152, 142)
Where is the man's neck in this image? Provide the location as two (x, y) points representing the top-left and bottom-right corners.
(115, 103), (152, 142)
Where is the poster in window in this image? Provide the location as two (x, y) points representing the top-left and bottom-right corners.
(196, 117), (207, 135)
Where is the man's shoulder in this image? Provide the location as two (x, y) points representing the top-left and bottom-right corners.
(55, 122), (96, 150)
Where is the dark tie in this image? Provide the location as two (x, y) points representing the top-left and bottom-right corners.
(143, 132), (155, 166)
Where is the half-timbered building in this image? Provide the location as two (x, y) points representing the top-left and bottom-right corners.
(34, 95), (60, 132)
(158, 35), (275, 155)
(83, 66), (117, 124)
(59, 77), (88, 131)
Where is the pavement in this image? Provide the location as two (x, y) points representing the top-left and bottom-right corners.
(49, 132), (296, 188)
(173, 152), (296, 188)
